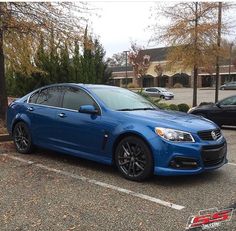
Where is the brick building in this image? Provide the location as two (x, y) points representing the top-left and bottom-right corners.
(109, 47), (236, 88)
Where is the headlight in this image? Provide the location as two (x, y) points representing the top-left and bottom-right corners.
(155, 127), (195, 142)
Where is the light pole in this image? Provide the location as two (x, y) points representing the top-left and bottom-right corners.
(124, 50), (129, 88)
(229, 42), (233, 82)
(215, 2), (222, 103)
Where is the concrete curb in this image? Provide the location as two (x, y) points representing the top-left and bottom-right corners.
(0, 134), (12, 142)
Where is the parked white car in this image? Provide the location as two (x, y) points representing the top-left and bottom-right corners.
(143, 87), (174, 100)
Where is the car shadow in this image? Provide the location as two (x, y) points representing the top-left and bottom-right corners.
(35, 148), (119, 176)
(33, 147), (224, 188)
(148, 170), (223, 188)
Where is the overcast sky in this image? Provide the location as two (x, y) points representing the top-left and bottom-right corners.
(89, 1), (159, 57)
(89, 1), (236, 58)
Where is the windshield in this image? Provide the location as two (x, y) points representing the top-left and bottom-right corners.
(159, 88), (167, 92)
(91, 87), (156, 111)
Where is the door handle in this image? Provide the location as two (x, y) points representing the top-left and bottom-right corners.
(58, 113), (66, 118)
(27, 107), (34, 111)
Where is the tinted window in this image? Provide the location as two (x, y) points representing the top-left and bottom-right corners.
(220, 96), (236, 106)
(29, 91), (40, 103)
(92, 87), (155, 111)
(62, 87), (96, 111)
(36, 87), (62, 107)
(146, 88), (157, 92)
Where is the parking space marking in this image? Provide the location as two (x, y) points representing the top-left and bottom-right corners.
(228, 162), (236, 166)
(2, 153), (185, 211)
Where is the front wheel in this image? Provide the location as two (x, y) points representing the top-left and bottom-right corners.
(13, 122), (34, 154)
(115, 136), (153, 181)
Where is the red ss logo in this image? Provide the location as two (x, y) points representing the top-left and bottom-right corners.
(189, 209), (233, 228)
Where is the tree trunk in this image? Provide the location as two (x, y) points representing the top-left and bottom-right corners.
(193, 65), (198, 107)
(192, 2), (198, 107)
(215, 2), (222, 103)
(0, 27), (7, 120)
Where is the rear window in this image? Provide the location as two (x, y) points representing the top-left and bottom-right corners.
(30, 86), (63, 107)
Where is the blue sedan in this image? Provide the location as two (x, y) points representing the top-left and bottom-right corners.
(7, 84), (227, 181)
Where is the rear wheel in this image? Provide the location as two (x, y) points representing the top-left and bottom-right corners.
(13, 122), (34, 154)
(115, 136), (153, 181)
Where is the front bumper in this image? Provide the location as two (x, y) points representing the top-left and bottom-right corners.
(164, 95), (174, 100)
(151, 136), (227, 176)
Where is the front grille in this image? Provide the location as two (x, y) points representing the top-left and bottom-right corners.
(198, 129), (222, 141)
(201, 142), (227, 167)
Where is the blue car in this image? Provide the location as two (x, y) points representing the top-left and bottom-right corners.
(7, 84), (227, 181)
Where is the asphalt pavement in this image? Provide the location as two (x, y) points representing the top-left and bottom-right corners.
(0, 127), (235, 231)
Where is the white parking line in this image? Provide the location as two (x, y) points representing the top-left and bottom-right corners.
(228, 162), (236, 166)
(2, 154), (185, 211)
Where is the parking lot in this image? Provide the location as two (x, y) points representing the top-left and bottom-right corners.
(0, 127), (235, 231)
(161, 88), (236, 105)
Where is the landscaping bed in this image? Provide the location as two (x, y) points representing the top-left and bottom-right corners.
(0, 119), (7, 135)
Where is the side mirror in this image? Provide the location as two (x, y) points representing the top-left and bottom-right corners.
(215, 102), (221, 108)
(79, 105), (98, 114)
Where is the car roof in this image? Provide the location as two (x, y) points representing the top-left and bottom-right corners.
(34, 83), (121, 91)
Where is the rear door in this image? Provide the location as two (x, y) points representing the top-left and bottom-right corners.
(219, 96), (236, 125)
(27, 86), (64, 147)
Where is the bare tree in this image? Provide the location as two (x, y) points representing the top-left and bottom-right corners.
(128, 43), (151, 88)
(150, 2), (232, 106)
(106, 52), (127, 67)
(0, 2), (88, 119)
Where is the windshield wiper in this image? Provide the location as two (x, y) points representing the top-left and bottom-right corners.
(117, 107), (156, 111)
(133, 107), (156, 111)
(117, 108), (135, 111)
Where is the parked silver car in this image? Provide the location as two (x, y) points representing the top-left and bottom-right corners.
(220, 81), (236, 90)
(143, 87), (174, 100)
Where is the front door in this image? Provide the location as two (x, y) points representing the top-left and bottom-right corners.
(55, 87), (105, 158)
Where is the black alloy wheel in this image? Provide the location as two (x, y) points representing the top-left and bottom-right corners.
(115, 136), (153, 181)
(13, 122), (33, 154)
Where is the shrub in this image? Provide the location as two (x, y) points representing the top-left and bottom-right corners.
(157, 103), (170, 110)
(168, 104), (179, 111)
(173, 83), (183, 88)
(127, 83), (139, 89)
(178, 103), (190, 112)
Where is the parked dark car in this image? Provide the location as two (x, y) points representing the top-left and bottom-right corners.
(188, 95), (236, 126)
(219, 81), (236, 90)
(7, 84), (227, 181)
(143, 87), (174, 100)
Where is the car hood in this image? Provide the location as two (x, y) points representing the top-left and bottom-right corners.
(121, 109), (217, 133)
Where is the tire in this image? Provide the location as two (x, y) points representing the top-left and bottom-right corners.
(13, 122), (34, 154)
(115, 136), (153, 181)
(160, 95), (164, 99)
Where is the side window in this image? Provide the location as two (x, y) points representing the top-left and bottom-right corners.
(36, 87), (63, 107)
(146, 88), (156, 92)
(62, 87), (97, 111)
(29, 91), (40, 103)
(220, 96), (236, 106)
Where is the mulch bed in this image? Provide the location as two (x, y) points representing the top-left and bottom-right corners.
(0, 119), (7, 135)
(0, 141), (15, 154)
(0, 97), (16, 135)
